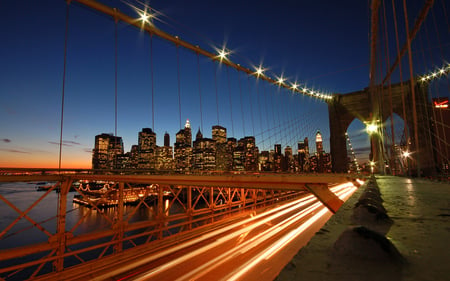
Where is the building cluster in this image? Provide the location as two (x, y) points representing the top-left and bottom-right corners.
(92, 119), (332, 173)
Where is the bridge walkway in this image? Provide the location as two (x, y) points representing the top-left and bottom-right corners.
(277, 175), (450, 281)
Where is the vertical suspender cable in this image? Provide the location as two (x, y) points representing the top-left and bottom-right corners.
(226, 66), (234, 137)
(238, 71), (246, 137)
(150, 34), (155, 130)
(247, 76), (255, 138)
(256, 80), (264, 150)
(196, 53), (203, 133)
(114, 12), (118, 138)
(59, 1), (70, 172)
(214, 63), (220, 125)
(382, 0), (396, 165)
(430, 7), (449, 161)
(176, 44), (182, 129)
(403, 0), (421, 177)
(391, 0), (409, 150)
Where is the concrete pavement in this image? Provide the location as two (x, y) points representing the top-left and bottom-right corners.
(276, 175), (450, 281)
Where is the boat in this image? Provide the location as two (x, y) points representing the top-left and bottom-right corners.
(35, 182), (57, 191)
(72, 184), (169, 207)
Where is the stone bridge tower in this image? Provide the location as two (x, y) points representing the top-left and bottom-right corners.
(328, 81), (436, 176)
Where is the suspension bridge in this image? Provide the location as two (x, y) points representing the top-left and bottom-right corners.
(0, 0), (449, 280)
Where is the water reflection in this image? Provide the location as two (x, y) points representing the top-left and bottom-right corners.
(0, 182), (182, 250)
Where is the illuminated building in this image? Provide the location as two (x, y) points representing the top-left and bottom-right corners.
(138, 128), (157, 170)
(239, 136), (258, 171)
(212, 125), (227, 143)
(92, 133), (124, 169)
(258, 150), (271, 171)
(174, 120), (193, 172)
(274, 144), (282, 172)
(285, 146), (294, 172)
(212, 125), (229, 171)
(156, 146), (173, 171)
(297, 138), (310, 172)
(193, 129), (216, 171)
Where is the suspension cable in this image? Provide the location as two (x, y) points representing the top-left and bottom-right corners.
(176, 44), (182, 129)
(238, 70), (246, 136)
(391, 0), (409, 152)
(196, 52), (203, 133)
(403, 0), (422, 176)
(59, 1), (70, 172)
(226, 66), (234, 137)
(150, 34), (155, 130)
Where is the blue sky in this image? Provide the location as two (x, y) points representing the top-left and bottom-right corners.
(0, 0), (448, 168)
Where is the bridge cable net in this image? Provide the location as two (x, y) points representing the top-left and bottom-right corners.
(370, 0), (449, 177)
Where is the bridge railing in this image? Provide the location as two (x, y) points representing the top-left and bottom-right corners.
(0, 172), (323, 280)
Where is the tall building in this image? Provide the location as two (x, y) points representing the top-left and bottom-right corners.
(92, 133), (124, 169)
(297, 137), (310, 172)
(212, 125), (227, 143)
(174, 120), (193, 172)
(156, 146), (173, 171)
(193, 130), (216, 171)
(227, 137), (237, 171)
(274, 144), (282, 172)
(164, 132), (170, 147)
(316, 131), (323, 154)
(213, 125), (229, 171)
(315, 131), (325, 173)
(285, 146), (294, 172)
(138, 128), (157, 169)
(258, 150), (271, 171)
(239, 136), (258, 171)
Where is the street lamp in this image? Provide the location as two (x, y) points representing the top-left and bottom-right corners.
(369, 161), (376, 175)
(366, 123), (378, 135)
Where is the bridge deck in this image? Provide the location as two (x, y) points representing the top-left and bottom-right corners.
(277, 176), (450, 281)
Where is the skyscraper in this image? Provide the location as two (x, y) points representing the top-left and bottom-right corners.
(138, 128), (157, 169)
(316, 131), (323, 154)
(164, 132), (170, 147)
(174, 120), (193, 172)
(212, 125), (227, 143)
(92, 133), (124, 169)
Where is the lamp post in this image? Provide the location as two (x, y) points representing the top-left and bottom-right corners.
(365, 120), (385, 175)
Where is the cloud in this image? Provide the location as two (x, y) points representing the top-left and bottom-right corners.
(0, 148), (30, 154)
(48, 140), (82, 147)
(84, 148), (93, 153)
(2, 139), (11, 143)
(65, 140), (82, 146)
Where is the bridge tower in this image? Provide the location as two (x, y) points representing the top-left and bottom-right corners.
(328, 81), (436, 176)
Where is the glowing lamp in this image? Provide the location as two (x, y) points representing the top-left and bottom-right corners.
(366, 123), (378, 134)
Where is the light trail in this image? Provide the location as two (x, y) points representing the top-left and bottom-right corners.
(174, 201), (325, 281)
(224, 184), (356, 281)
(132, 183), (357, 280)
(224, 207), (331, 281)
(113, 182), (359, 281)
(132, 195), (319, 280)
(96, 194), (316, 281)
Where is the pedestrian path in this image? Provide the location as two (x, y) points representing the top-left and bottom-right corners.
(276, 175), (450, 281)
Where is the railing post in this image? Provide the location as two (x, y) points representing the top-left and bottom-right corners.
(53, 178), (71, 272)
(187, 186), (192, 230)
(209, 187), (214, 223)
(241, 188), (246, 211)
(157, 184), (164, 239)
(114, 182), (124, 253)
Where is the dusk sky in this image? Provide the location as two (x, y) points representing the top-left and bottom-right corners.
(0, 0), (448, 168)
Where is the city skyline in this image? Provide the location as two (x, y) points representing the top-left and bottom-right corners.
(92, 121), (334, 173)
